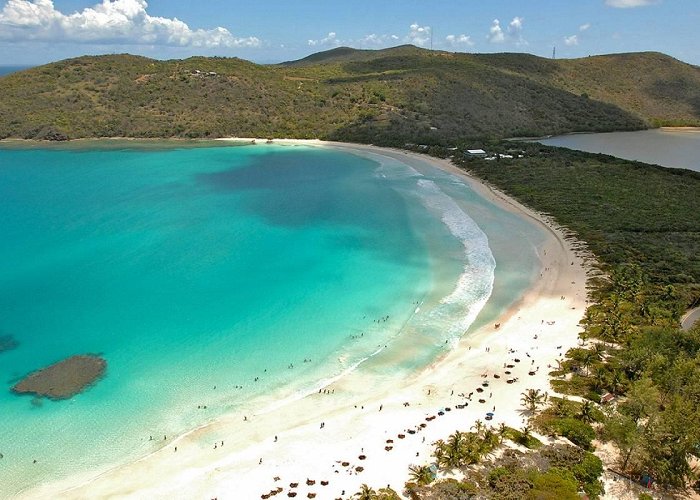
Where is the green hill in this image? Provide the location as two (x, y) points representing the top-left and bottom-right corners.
(1, 47), (699, 143)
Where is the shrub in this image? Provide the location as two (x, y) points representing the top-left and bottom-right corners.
(542, 444), (604, 498)
(554, 418), (596, 450)
(527, 468), (579, 500)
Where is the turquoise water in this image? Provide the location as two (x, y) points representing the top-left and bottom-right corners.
(0, 142), (544, 495)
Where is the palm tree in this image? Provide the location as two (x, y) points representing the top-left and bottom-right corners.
(607, 368), (627, 395)
(354, 484), (378, 500)
(581, 350), (596, 376)
(471, 419), (485, 436)
(444, 431), (467, 468)
(518, 424), (533, 447)
(431, 439), (447, 467)
(592, 342), (606, 360)
(497, 423), (508, 444)
(407, 464), (434, 486)
(481, 428), (500, 455)
(593, 366), (607, 392)
(579, 400), (596, 423)
(520, 388), (547, 413)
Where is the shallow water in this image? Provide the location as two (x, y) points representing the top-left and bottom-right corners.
(539, 129), (700, 172)
(0, 142), (545, 495)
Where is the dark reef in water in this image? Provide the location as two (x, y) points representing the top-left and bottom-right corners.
(12, 354), (107, 400)
(0, 334), (19, 353)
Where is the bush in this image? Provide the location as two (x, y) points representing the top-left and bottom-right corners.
(554, 418), (596, 450)
(542, 444), (604, 498)
(574, 453), (604, 497)
(488, 467), (534, 500)
(426, 478), (477, 499)
(527, 468), (579, 500)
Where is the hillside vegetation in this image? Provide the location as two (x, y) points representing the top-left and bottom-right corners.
(1, 46), (699, 142)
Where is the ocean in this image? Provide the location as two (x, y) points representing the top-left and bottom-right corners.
(0, 141), (545, 495)
(0, 66), (31, 77)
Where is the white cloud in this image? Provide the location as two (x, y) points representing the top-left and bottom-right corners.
(509, 17), (523, 31)
(605, 0), (659, 7)
(487, 19), (505, 43)
(307, 31), (340, 47)
(445, 34), (474, 47)
(357, 33), (398, 47)
(407, 22), (431, 47)
(0, 0), (260, 47)
(564, 35), (579, 46)
(488, 16), (526, 45)
(508, 16), (527, 46)
(579, 23), (591, 31)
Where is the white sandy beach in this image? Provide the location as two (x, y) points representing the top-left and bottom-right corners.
(19, 141), (592, 500)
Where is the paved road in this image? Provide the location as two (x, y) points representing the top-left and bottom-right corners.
(682, 307), (700, 331)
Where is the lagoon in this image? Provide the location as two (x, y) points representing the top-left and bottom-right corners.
(539, 128), (700, 172)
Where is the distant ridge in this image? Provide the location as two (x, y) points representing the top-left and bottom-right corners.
(1, 46), (699, 143)
(280, 44), (426, 66)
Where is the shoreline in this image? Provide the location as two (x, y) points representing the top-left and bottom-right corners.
(18, 140), (592, 499)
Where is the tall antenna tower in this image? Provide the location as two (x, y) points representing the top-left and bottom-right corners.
(552, 46), (556, 59)
(430, 28), (433, 51)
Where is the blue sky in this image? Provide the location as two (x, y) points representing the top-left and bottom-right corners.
(0, 0), (698, 66)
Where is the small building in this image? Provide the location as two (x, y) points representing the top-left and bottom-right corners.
(466, 149), (487, 157)
(600, 392), (616, 405)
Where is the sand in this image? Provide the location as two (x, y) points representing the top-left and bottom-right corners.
(19, 141), (592, 499)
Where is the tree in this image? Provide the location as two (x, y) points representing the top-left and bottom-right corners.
(444, 431), (467, 468)
(581, 350), (596, 377)
(482, 427), (500, 453)
(518, 424), (534, 447)
(606, 368), (627, 396)
(354, 484), (378, 500)
(432, 439), (447, 467)
(603, 412), (642, 471)
(638, 395), (700, 488)
(408, 465), (434, 486)
(591, 342), (606, 360)
(497, 423), (509, 443)
(619, 377), (659, 425)
(520, 388), (548, 413)
(578, 401), (596, 424)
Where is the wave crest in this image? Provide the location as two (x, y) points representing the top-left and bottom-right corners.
(415, 179), (496, 343)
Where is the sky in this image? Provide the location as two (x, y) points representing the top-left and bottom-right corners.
(0, 0), (698, 67)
